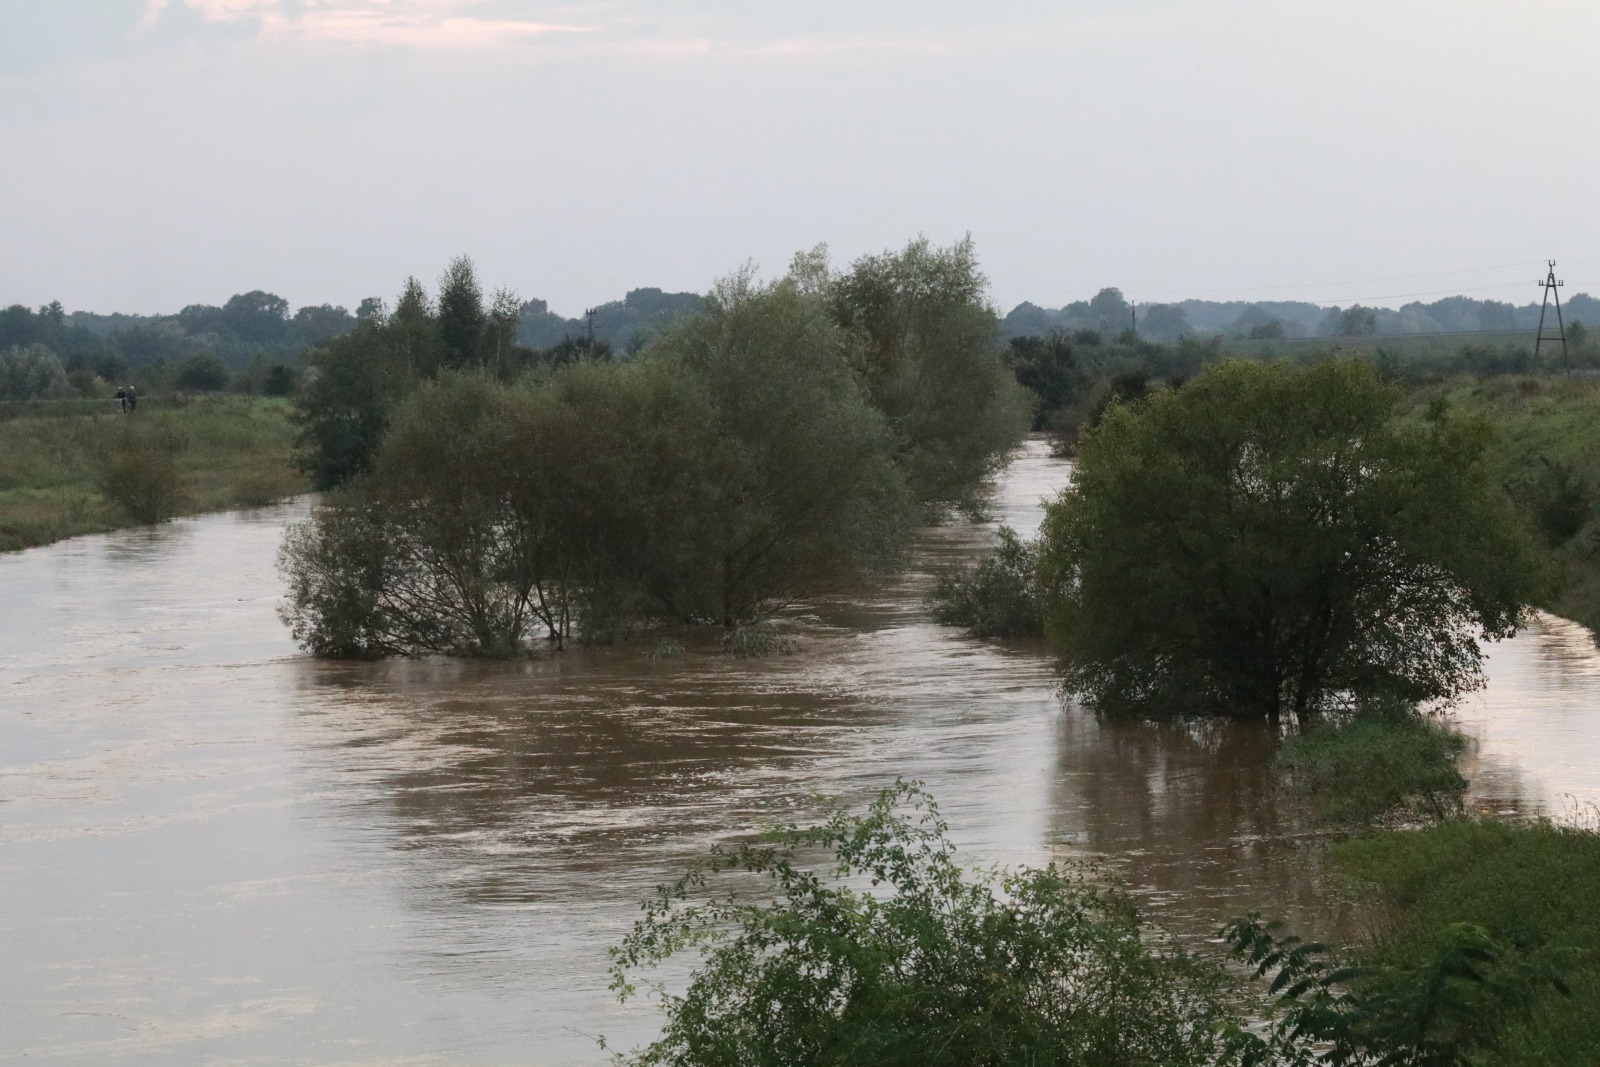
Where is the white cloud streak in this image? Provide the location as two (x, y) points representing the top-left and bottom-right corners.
(149, 0), (593, 48)
(141, 0), (979, 55)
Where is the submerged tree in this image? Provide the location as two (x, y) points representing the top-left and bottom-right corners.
(642, 271), (916, 625)
(281, 367), (695, 656)
(1006, 331), (1089, 431)
(280, 276), (918, 656)
(818, 236), (1031, 509)
(930, 525), (1045, 638)
(293, 314), (421, 490)
(1038, 358), (1541, 726)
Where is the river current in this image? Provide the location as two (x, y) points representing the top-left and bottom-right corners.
(3, 439), (1598, 1064)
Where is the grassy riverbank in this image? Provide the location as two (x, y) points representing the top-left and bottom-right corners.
(1330, 817), (1600, 1066)
(1395, 375), (1600, 635)
(0, 396), (305, 552)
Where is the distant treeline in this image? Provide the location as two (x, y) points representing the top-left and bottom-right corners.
(6, 276), (1599, 403)
(515, 288), (705, 351)
(1004, 287), (1600, 342)
(0, 284), (706, 402)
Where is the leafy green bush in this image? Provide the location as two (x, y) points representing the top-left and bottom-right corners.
(608, 782), (1238, 1067)
(0, 344), (71, 401)
(98, 423), (191, 524)
(1328, 820), (1600, 1066)
(930, 525), (1044, 638)
(1223, 912), (1576, 1067)
(1275, 707), (1469, 826)
(262, 363), (297, 397)
(174, 353), (230, 392)
(277, 500), (399, 659)
(1507, 455), (1593, 548)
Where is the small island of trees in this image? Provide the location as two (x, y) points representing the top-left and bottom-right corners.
(278, 237), (1031, 656)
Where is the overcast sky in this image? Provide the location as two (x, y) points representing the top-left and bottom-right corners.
(2, 0), (1597, 317)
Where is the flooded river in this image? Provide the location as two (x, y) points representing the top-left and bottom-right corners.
(4, 439), (1599, 1065)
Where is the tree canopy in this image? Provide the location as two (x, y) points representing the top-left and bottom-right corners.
(280, 274), (917, 655)
(1038, 359), (1541, 726)
(821, 236), (1031, 509)
(283, 239), (1029, 656)
(292, 259), (561, 489)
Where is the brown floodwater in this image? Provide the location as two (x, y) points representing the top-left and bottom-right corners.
(3, 438), (1598, 1065)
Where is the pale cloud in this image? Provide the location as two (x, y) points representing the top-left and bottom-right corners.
(607, 32), (953, 59)
(723, 34), (952, 58)
(141, 0), (970, 55)
(148, 0), (592, 48)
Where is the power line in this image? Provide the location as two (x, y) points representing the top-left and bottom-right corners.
(1250, 279), (1580, 306)
(992, 259), (1552, 302)
(1000, 277), (1600, 309)
(1230, 326), (1547, 344)
(1138, 259), (1548, 297)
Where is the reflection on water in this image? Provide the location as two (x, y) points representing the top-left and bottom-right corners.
(3, 439), (1600, 1065)
(1459, 612), (1600, 816)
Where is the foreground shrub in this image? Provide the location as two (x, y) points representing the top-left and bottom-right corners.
(608, 782), (1238, 1067)
(1224, 911), (1576, 1067)
(1324, 820), (1600, 1066)
(930, 525), (1044, 637)
(1275, 705), (1469, 826)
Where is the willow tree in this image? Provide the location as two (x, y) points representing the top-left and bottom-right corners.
(279, 275), (917, 657)
(632, 271), (916, 626)
(294, 260), (534, 491)
(809, 236), (1031, 510)
(1038, 359), (1541, 726)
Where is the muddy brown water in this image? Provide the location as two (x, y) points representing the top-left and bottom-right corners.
(4, 439), (1599, 1065)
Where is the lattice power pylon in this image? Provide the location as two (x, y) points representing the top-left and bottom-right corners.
(1535, 259), (1568, 368)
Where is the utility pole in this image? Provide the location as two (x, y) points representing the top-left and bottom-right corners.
(1534, 260), (1568, 371)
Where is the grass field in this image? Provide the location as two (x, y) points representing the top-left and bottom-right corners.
(0, 396), (307, 552)
(1392, 375), (1600, 635)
